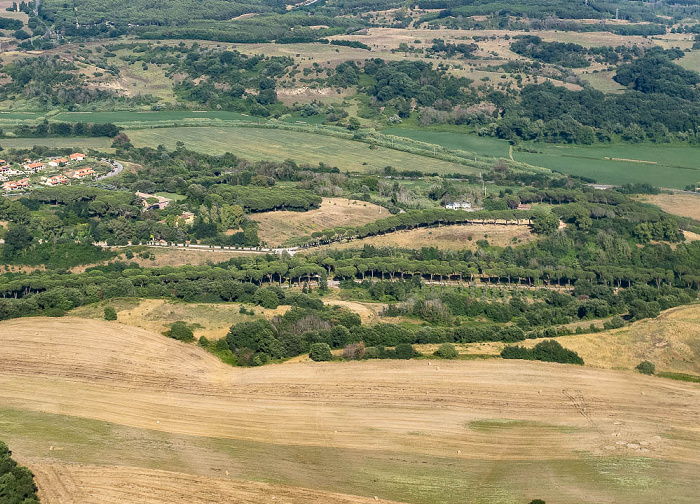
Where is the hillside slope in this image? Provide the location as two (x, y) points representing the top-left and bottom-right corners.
(1, 317), (698, 503)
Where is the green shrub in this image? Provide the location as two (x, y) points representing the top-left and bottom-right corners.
(636, 360), (655, 375)
(309, 342), (332, 362)
(395, 343), (416, 360)
(198, 336), (210, 348)
(364, 346), (381, 359)
(501, 340), (583, 365)
(434, 343), (458, 359)
(164, 321), (195, 342)
(603, 316), (625, 330)
(254, 288), (280, 309)
(104, 306), (117, 321)
(45, 307), (65, 317)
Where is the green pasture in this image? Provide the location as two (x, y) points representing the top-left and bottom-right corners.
(126, 126), (478, 175)
(2, 406), (696, 504)
(382, 128), (511, 158)
(513, 144), (700, 188)
(0, 136), (114, 151)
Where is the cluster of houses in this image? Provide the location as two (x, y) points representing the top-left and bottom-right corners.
(444, 201), (531, 211)
(1, 153), (94, 192)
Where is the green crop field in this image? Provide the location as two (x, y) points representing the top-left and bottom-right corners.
(126, 126), (478, 175)
(382, 128), (511, 158)
(53, 110), (254, 125)
(513, 144), (700, 188)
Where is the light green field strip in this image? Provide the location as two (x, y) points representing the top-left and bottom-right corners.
(126, 126), (480, 175)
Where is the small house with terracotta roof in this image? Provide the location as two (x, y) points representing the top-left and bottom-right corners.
(24, 162), (45, 172)
(45, 175), (69, 186)
(70, 153), (86, 161)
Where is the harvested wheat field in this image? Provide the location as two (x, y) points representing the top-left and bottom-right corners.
(251, 197), (387, 246)
(637, 193), (700, 221)
(1, 317), (699, 503)
(521, 304), (700, 375)
(322, 223), (534, 251)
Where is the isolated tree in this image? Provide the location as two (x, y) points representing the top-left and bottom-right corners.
(165, 321), (195, 342)
(394, 343), (415, 360)
(434, 343), (458, 359)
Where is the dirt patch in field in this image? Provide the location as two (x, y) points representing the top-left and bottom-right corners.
(320, 223), (534, 251)
(276, 86), (352, 105)
(31, 463), (400, 504)
(637, 193), (700, 221)
(252, 197), (388, 246)
(70, 298), (288, 340)
(323, 299), (386, 324)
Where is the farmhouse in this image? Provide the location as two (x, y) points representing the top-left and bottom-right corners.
(517, 203), (532, 210)
(136, 191), (172, 210)
(3, 179), (29, 192)
(445, 201), (472, 210)
(44, 175), (69, 186)
(70, 153), (86, 161)
(23, 162), (45, 172)
(177, 212), (195, 226)
(72, 167), (95, 179)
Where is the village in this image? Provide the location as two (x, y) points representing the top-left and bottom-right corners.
(0, 152), (102, 193)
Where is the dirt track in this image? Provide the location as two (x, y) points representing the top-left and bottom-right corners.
(1, 317), (699, 503)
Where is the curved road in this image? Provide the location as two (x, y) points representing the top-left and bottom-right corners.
(96, 159), (124, 181)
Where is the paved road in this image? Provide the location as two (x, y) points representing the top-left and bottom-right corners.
(96, 159), (123, 181)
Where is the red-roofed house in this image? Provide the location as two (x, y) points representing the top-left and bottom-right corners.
(72, 167), (95, 179)
(49, 158), (69, 167)
(3, 179), (29, 191)
(45, 175), (69, 186)
(70, 153), (86, 161)
(24, 162), (45, 172)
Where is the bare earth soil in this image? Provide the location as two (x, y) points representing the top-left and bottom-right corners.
(1, 317), (698, 503)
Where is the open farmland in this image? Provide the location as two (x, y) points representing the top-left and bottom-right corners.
(252, 197), (387, 246)
(1, 317), (698, 503)
(318, 223), (535, 251)
(125, 126), (477, 175)
(513, 144), (700, 188)
(636, 193), (700, 221)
